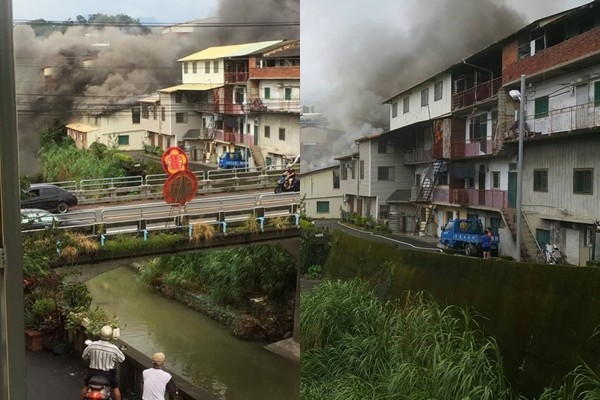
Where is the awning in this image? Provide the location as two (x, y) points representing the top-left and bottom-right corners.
(386, 189), (411, 203)
(159, 83), (223, 93)
(65, 123), (98, 133)
(540, 214), (598, 225)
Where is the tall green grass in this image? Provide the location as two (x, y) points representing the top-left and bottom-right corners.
(137, 244), (296, 306)
(301, 279), (600, 400)
(301, 280), (512, 399)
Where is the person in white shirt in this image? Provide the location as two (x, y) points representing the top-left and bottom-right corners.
(142, 352), (179, 400)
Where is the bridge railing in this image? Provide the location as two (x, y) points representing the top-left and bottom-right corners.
(22, 192), (301, 237)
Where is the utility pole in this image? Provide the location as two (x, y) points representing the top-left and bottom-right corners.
(0, 0), (28, 397)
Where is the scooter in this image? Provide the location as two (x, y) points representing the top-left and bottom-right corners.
(542, 243), (565, 264)
(83, 375), (112, 400)
(274, 175), (300, 193)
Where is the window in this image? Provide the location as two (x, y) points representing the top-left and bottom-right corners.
(392, 102), (398, 118)
(403, 97), (409, 114)
(131, 108), (140, 124)
(534, 96), (549, 118)
(161, 106), (165, 121)
(471, 113), (487, 139)
(465, 177), (475, 188)
(175, 92), (183, 103)
(359, 160), (365, 180)
(595, 81), (600, 106)
(341, 164), (348, 180)
(378, 139), (387, 153)
(285, 88), (292, 100)
(492, 171), (500, 189)
(316, 201), (330, 214)
(264, 126), (271, 138)
(378, 166), (395, 181)
(117, 135), (129, 146)
(235, 89), (244, 104)
(175, 113), (188, 123)
(142, 106), (149, 119)
(264, 87), (271, 99)
(152, 106), (157, 120)
(333, 169), (340, 188)
(279, 128), (286, 141)
(192, 62), (197, 73)
(421, 88), (429, 107)
(183, 63), (188, 74)
(350, 162), (356, 180)
(434, 81), (443, 101)
(213, 60), (219, 73)
(573, 168), (593, 194)
(533, 169), (548, 192)
(205, 61), (210, 73)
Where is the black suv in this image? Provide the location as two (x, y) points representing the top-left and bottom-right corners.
(21, 184), (78, 213)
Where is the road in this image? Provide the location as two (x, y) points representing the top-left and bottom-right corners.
(312, 219), (442, 252)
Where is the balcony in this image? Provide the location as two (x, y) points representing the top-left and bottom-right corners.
(450, 188), (507, 208)
(524, 101), (600, 135)
(224, 71), (249, 83)
(404, 148), (433, 165)
(192, 102), (216, 113)
(452, 77), (502, 110)
(216, 131), (254, 146)
(451, 138), (494, 158)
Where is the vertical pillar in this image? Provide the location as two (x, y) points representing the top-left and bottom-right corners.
(0, 0), (27, 396)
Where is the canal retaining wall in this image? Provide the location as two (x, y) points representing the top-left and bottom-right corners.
(324, 231), (600, 397)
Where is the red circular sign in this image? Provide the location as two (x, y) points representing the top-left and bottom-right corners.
(161, 147), (189, 175)
(163, 170), (198, 206)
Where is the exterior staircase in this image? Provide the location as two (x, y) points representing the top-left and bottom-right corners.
(250, 145), (265, 169)
(416, 161), (445, 236)
(502, 208), (539, 261)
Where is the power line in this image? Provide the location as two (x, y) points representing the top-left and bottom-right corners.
(13, 20), (299, 28)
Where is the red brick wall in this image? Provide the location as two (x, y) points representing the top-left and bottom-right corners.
(502, 27), (600, 84)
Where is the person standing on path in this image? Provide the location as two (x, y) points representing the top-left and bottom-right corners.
(481, 229), (492, 259)
(81, 325), (125, 400)
(142, 352), (179, 400)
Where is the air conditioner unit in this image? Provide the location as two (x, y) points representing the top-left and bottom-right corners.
(253, 119), (259, 125)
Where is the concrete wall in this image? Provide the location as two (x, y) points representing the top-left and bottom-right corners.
(324, 230), (600, 398)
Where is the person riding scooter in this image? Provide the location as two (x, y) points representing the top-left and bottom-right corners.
(283, 164), (296, 190)
(81, 325), (125, 400)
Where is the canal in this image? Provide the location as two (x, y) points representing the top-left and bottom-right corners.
(86, 266), (300, 400)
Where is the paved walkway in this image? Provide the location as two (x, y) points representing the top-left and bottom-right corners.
(26, 349), (88, 400)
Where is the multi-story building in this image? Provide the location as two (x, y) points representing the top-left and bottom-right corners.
(140, 39), (300, 168)
(337, 0), (600, 265)
(66, 98), (146, 150)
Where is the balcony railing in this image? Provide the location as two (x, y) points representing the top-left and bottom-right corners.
(525, 101), (600, 135)
(224, 71), (249, 83)
(451, 138), (494, 158)
(248, 98), (301, 113)
(404, 148), (433, 164)
(450, 188), (507, 208)
(221, 131), (254, 146)
(452, 77), (502, 110)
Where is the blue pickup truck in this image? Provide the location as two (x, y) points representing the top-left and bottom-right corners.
(218, 151), (248, 170)
(439, 218), (499, 257)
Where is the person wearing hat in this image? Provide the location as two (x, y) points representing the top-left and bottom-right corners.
(81, 325), (126, 400)
(142, 352), (179, 399)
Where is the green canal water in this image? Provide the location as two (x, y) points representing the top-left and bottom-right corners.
(86, 266), (299, 400)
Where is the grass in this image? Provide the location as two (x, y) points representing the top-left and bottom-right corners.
(189, 222), (216, 244)
(300, 280), (512, 399)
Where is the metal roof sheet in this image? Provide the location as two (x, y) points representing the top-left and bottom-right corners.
(159, 83), (223, 93)
(178, 40), (283, 62)
(65, 123), (98, 133)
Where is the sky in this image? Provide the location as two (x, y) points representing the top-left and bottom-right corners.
(300, 0), (592, 171)
(11, 0), (218, 23)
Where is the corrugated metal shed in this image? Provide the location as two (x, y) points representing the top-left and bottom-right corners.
(178, 40), (283, 62)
